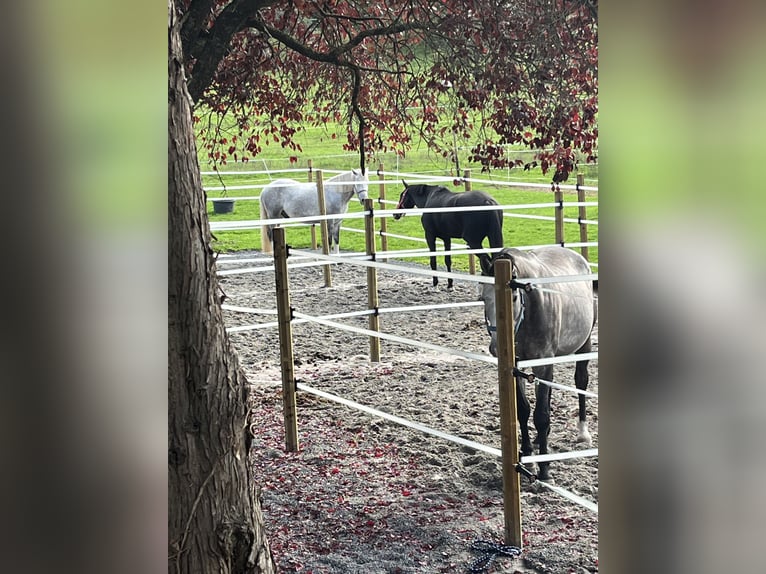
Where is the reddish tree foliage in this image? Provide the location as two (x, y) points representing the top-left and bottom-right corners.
(178, 0), (597, 181)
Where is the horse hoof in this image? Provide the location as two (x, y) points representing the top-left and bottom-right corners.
(576, 433), (592, 446)
(576, 421), (592, 446)
(536, 465), (552, 482)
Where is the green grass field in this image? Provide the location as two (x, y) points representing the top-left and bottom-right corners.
(204, 176), (598, 270)
(199, 121), (598, 270)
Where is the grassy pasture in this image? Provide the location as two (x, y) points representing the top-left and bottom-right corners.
(199, 118), (598, 270)
(204, 170), (598, 271)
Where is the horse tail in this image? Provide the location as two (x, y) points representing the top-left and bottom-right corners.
(260, 193), (273, 254)
(487, 200), (504, 249)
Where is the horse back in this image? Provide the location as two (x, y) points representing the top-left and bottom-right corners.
(453, 191), (503, 246)
(515, 247), (595, 357)
(261, 179), (325, 218)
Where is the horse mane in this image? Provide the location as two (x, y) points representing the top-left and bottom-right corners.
(482, 248), (517, 276)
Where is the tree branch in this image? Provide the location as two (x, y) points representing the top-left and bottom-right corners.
(245, 16), (431, 64)
(185, 0), (277, 102)
(328, 21), (429, 58)
(180, 0), (215, 56)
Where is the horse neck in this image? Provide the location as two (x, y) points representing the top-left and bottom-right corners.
(327, 173), (359, 199)
(323, 182), (356, 213)
(422, 189), (454, 208)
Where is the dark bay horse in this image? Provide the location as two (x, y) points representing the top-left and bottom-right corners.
(478, 246), (596, 481)
(393, 183), (504, 289)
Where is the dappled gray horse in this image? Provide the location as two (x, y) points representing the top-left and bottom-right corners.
(260, 169), (369, 253)
(478, 246), (596, 481)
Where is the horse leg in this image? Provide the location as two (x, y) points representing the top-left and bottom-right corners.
(260, 200), (274, 254)
(332, 221), (341, 255)
(467, 239), (491, 280)
(516, 376), (533, 461)
(426, 234), (439, 288)
(533, 364), (553, 481)
(575, 337), (592, 445)
(443, 237), (453, 290)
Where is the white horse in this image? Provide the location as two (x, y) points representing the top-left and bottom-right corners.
(259, 169), (369, 253)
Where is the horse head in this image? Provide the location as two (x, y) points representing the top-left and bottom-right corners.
(393, 183), (412, 220)
(478, 248), (527, 357)
(351, 168), (369, 204)
(479, 248), (513, 277)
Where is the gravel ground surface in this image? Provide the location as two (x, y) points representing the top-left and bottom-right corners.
(220, 250), (598, 573)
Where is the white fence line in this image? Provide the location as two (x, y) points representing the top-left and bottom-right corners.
(532, 377), (598, 398)
(518, 351), (599, 369)
(210, 201), (599, 232)
(535, 480), (598, 513)
(297, 382), (503, 457)
(292, 310), (498, 364)
(220, 229), (599, 512)
(201, 168), (308, 176)
(379, 300), (485, 314)
(521, 449), (598, 464)
(201, 166), (598, 193)
(294, 383), (597, 514)
(376, 170), (598, 193)
(221, 304), (278, 315)
(218, 260), (332, 276)
(288, 248), (495, 285)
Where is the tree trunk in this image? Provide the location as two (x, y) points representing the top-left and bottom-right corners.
(168, 1), (275, 572)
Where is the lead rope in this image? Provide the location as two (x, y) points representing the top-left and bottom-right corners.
(514, 288), (525, 334)
(467, 540), (522, 573)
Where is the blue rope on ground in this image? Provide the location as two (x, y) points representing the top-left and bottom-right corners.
(467, 540), (522, 573)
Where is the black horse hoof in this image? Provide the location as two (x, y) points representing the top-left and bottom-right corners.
(537, 464), (552, 482)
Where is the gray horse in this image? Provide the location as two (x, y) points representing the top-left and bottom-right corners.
(478, 246), (597, 481)
(260, 169), (369, 253)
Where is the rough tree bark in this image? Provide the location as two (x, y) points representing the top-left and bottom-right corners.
(168, 0), (276, 572)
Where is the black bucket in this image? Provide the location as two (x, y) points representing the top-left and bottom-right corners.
(212, 199), (235, 214)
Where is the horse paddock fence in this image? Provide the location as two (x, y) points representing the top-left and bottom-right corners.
(230, 226), (600, 548)
(205, 162), (598, 272)
(211, 163), (599, 547)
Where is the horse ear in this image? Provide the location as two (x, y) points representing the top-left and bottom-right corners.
(402, 179), (408, 188)
(352, 168), (359, 175)
(495, 249), (513, 262)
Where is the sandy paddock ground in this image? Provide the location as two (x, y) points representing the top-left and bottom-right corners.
(220, 251), (598, 573)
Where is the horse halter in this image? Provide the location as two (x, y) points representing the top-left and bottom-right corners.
(485, 262), (526, 336)
(396, 189), (408, 209)
(510, 266), (527, 335)
(393, 189), (409, 219)
(353, 176), (369, 202)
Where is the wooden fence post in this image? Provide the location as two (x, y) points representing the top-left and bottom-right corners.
(364, 198), (381, 362)
(464, 169), (476, 275)
(260, 179), (272, 254)
(554, 183), (564, 246)
(577, 173), (589, 261)
(308, 159), (317, 250)
(315, 169), (333, 287)
(273, 227), (299, 452)
(494, 259), (523, 547)
(378, 162), (388, 261)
